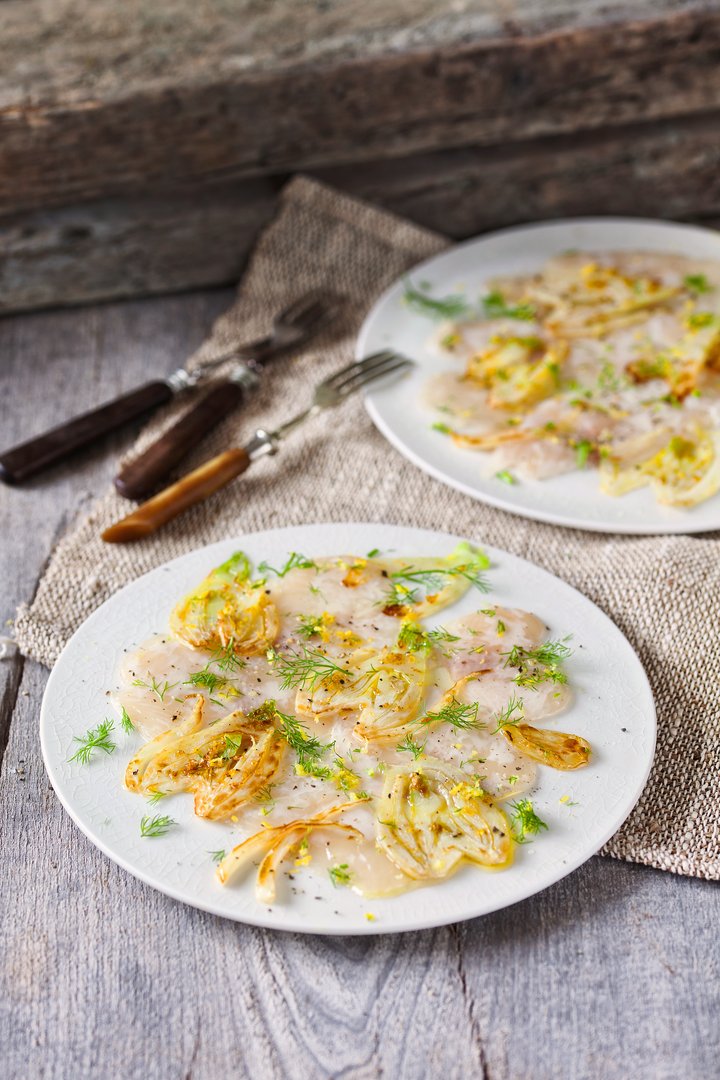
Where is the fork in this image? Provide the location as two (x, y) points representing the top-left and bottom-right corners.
(101, 350), (412, 543)
(112, 291), (340, 500)
(0, 291), (337, 486)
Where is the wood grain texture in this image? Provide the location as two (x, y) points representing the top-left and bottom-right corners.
(4, 0), (720, 313)
(3, 1), (720, 214)
(7, 110), (720, 314)
(1, 291), (719, 1080)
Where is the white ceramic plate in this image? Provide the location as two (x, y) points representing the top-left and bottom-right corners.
(41, 523), (655, 935)
(359, 217), (720, 534)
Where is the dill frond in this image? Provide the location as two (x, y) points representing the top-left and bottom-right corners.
(266, 645), (352, 691)
(491, 694), (524, 733)
(396, 733), (426, 759)
(139, 814), (176, 838)
(208, 638), (246, 673)
(68, 718), (116, 764)
(131, 676), (177, 701)
(403, 280), (470, 321)
(184, 667), (228, 693)
(502, 638), (572, 690)
(423, 697), (481, 731)
(119, 706), (135, 734)
(258, 552), (318, 578)
(397, 623), (459, 653)
(510, 799), (548, 844)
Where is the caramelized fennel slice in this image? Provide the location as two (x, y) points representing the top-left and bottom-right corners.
(216, 801), (365, 900)
(125, 702), (287, 820)
(296, 645), (427, 742)
(125, 694), (206, 791)
(170, 549), (279, 655)
(376, 759), (514, 880)
(502, 723), (590, 770)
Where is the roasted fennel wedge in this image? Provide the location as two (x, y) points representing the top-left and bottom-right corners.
(295, 644), (427, 742)
(215, 802), (365, 901)
(125, 698), (286, 820)
(376, 759), (514, 879)
(170, 549), (279, 655)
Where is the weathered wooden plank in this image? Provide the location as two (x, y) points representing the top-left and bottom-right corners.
(0, 180), (281, 314)
(6, 110), (720, 314)
(2, 2), (720, 216)
(1, 289), (719, 1080)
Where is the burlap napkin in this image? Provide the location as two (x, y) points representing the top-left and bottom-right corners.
(16, 177), (720, 880)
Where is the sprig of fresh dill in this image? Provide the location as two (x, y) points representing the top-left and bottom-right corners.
(275, 707), (334, 774)
(146, 789), (168, 805)
(510, 799), (548, 844)
(139, 814), (176, 838)
(184, 667), (228, 693)
(403, 280), (471, 321)
(208, 638), (246, 674)
(119, 706), (135, 734)
(131, 676), (177, 701)
(267, 646), (352, 691)
(423, 697), (481, 731)
(491, 694), (525, 733)
(258, 552), (318, 578)
(385, 551), (491, 609)
(502, 638), (572, 690)
(68, 718), (116, 764)
(396, 733), (427, 759)
(209, 849), (227, 863)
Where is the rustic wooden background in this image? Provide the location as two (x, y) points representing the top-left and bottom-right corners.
(4, 0), (720, 312)
(1, 290), (719, 1080)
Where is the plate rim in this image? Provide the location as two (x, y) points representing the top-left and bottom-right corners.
(40, 522), (657, 935)
(358, 214), (720, 535)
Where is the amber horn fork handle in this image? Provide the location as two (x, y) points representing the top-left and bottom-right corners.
(101, 431), (277, 543)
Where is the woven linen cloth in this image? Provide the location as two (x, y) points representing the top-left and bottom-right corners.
(15, 176), (720, 880)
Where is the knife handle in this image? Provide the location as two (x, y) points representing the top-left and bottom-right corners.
(0, 379), (175, 485)
(114, 379), (245, 500)
(102, 447), (253, 543)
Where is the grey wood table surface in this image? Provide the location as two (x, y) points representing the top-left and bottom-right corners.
(1, 291), (718, 1080)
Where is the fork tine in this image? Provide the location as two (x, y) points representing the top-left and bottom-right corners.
(323, 350), (400, 389)
(334, 355), (413, 397)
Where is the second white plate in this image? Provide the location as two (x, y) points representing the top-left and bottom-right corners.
(358, 217), (720, 534)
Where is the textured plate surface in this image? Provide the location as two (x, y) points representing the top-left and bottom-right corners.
(41, 523), (656, 935)
(358, 217), (720, 534)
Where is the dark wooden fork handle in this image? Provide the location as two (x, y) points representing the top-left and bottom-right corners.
(0, 379), (174, 484)
(114, 379), (245, 500)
